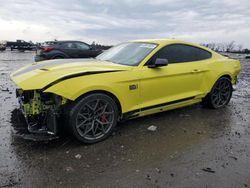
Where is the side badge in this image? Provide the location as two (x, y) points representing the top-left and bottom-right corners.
(129, 84), (138, 90)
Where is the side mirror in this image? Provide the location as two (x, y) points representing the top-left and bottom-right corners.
(148, 58), (168, 68)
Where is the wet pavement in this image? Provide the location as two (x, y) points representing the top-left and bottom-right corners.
(0, 51), (250, 188)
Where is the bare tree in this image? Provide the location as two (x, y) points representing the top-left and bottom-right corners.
(237, 44), (243, 52)
(214, 43), (221, 52)
(222, 43), (226, 52)
(226, 41), (235, 52)
(199, 41), (243, 53)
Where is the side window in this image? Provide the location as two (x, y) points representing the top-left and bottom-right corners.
(61, 42), (77, 49)
(150, 44), (211, 64)
(75, 42), (90, 50)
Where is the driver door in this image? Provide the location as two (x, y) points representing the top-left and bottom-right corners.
(139, 44), (210, 110)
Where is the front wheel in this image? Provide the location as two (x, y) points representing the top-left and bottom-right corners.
(68, 93), (118, 144)
(202, 77), (233, 109)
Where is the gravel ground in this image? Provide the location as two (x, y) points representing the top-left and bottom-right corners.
(0, 51), (250, 188)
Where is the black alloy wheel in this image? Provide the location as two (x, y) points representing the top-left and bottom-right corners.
(69, 93), (118, 144)
(202, 77), (233, 109)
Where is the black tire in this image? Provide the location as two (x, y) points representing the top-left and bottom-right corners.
(68, 93), (118, 144)
(202, 77), (233, 109)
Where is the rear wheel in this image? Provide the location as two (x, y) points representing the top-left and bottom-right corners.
(202, 77), (233, 109)
(68, 93), (118, 144)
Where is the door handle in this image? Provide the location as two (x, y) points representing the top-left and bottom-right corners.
(191, 69), (201, 73)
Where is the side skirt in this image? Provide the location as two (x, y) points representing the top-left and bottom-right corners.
(122, 96), (200, 120)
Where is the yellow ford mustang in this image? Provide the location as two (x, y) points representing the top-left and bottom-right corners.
(11, 39), (240, 143)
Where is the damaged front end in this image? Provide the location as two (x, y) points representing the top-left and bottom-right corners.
(15, 89), (68, 141)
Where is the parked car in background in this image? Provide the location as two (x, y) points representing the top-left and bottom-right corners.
(35, 40), (102, 61)
(0, 42), (6, 51)
(6, 40), (36, 51)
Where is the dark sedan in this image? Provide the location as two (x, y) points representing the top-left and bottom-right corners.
(35, 40), (102, 61)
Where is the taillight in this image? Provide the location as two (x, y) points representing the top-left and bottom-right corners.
(41, 47), (54, 52)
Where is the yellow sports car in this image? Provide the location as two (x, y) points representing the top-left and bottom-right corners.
(11, 39), (241, 143)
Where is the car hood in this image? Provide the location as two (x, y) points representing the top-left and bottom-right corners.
(11, 58), (132, 90)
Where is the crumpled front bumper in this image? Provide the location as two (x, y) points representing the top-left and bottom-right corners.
(12, 109), (60, 141)
(14, 89), (62, 141)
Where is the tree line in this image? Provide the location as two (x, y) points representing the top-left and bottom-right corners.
(201, 41), (250, 53)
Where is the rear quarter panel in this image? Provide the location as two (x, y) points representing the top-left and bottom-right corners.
(203, 56), (240, 93)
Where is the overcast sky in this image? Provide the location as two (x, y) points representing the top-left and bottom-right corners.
(0, 0), (250, 47)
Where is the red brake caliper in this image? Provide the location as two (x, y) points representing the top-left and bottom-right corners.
(101, 114), (108, 124)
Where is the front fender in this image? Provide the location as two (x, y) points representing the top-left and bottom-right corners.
(43, 75), (137, 113)
(45, 82), (120, 101)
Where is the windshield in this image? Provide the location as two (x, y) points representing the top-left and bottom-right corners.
(96, 42), (157, 66)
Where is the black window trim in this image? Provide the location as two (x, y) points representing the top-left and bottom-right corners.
(144, 43), (212, 66)
(133, 42), (159, 66)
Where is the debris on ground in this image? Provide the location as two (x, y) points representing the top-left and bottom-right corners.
(75, 154), (82, 159)
(1, 88), (9, 92)
(201, 167), (215, 173)
(147, 125), (157, 131)
(98, 169), (105, 173)
(155, 168), (161, 173)
(146, 174), (151, 180)
(65, 166), (74, 172)
(235, 131), (241, 136)
(229, 156), (238, 160)
(196, 131), (205, 135)
(181, 128), (187, 133)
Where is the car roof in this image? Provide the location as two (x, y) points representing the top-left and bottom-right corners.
(45, 40), (86, 43)
(133, 38), (179, 43)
